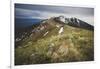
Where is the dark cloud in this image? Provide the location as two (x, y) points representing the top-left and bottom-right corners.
(15, 3), (94, 25)
(15, 3), (94, 16)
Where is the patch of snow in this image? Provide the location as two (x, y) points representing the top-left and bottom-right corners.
(76, 19), (80, 26)
(65, 18), (69, 24)
(43, 31), (49, 36)
(59, 16), (65, 23)
(56, 25), (60, 28)
(58, 27), (64, 34)
(40, 26), (45, 30)
(42, 20), (46, 23)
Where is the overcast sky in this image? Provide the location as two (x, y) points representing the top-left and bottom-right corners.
(15, 3), (94, 25)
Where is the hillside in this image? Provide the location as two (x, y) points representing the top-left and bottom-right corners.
(15, 17), (94, 65)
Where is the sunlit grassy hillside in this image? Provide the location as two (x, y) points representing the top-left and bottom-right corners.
(15, 24), (94, 65)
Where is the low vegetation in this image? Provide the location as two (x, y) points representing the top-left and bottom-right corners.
(15, 24), (94, 65)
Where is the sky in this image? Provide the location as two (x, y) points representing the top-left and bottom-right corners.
(15, 3), (94, 25)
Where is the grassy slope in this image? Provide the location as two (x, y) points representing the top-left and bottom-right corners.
(15, 25), (94, 65)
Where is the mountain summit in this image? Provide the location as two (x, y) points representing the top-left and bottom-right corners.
(54, 16), (94, 30)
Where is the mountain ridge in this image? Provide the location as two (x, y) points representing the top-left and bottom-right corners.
(15, 16), (94, 46)
(15, 16), (94, 65)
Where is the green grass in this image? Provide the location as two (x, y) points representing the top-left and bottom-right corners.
(15, 25), (94, 65)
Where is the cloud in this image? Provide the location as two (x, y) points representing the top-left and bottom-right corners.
(15, 8), (65, 19)
(15, 4), (94, 25)
(15, 8), (42, 18)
